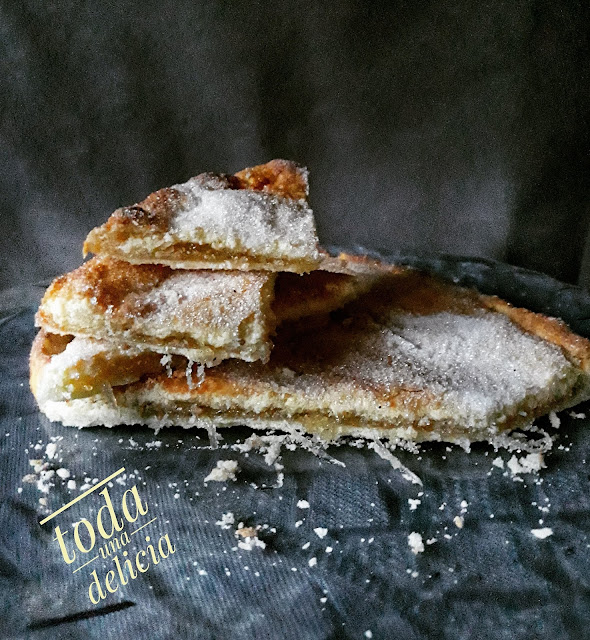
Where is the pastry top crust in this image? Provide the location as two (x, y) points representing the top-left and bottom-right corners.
(83, 159), (320, 273)
(233, 159), (309, 200)
(481, 295), (590, 372)
(323, 254), (590, 371)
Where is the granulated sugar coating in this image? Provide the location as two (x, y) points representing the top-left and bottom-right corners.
(172, 177), (318, 262)
(112, 304), (580, 444)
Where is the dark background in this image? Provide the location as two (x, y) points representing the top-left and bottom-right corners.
(1, 0), (589, 290)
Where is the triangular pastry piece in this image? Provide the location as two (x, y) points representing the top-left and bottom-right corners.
(83, 159), (320, 273)
(31, 267), (590, 446)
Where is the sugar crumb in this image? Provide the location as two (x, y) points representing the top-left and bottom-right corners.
(408, 498), (421, 511)
(507, 452), (545, 476)
(215, 512), (235, 529)
(548, 411), (560, 429)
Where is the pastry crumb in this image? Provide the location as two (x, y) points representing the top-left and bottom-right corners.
(507, 452), (545, 476)
(408, 532), (424, 555)
(215, 512), (235, 530)
(531, 527), (553, 539)
(204, 460), (239, 483)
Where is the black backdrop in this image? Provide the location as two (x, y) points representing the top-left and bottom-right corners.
(1, 0), (589, 289)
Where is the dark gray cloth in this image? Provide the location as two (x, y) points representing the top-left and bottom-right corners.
(1, 255), (590, 639)
(1, 1), (589, 290)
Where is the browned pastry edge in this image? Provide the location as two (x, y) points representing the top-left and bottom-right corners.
(482, 295), (590, 371)
(36, 257), (172, 322)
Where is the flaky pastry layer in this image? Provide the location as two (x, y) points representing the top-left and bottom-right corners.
(36, 256), (370, 364)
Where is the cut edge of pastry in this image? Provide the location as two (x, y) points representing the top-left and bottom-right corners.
(35, 256), (277, 365)
(32, 375), (590, 450)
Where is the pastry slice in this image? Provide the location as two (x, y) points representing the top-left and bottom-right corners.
(35, 256), (277, 365)
(30, 331), (168, 404)
(31, 268), (590, 446)
(83, 159), (321, 273)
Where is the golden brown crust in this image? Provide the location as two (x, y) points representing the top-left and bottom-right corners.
(38, 257), (171, 321)
(233, 159), (308, 200)
(103, 187), (187, 236)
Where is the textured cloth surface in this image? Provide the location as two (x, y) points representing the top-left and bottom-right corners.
(2, 255), (590, 640)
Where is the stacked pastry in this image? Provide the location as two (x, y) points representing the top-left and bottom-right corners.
(31, 160), (590, 447)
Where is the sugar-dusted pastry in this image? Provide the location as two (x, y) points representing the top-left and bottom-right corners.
(35, 256), (277, 365)
(83, 159), (321, 273)
(30, 266), (590, 446)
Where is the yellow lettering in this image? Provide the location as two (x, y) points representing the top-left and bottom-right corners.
(97, 488), (124, 539)
(123, 556), (137, 581)
(105, 570), (118, 594)
(122, 486), (148, 523)
(112, 555), (128, 586)
(147, 542), (159, 565)
(53, 526), (76, 564)
(158, 534), (176, 559)
(74, 519), (95, 553)
(136, 550), (149, 573)
(88, 569), (106, 604)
